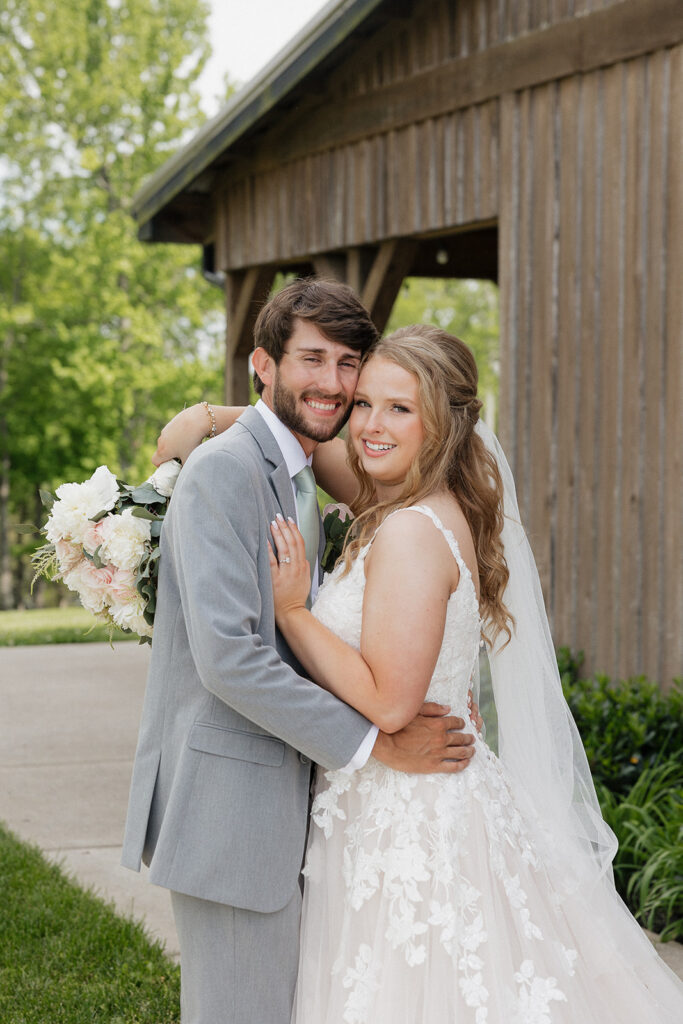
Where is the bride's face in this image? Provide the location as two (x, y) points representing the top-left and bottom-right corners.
(349, 356), (425, 496)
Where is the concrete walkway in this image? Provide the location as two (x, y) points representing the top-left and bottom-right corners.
(0, 642), (178, 960)
(1, 642), (681, 981)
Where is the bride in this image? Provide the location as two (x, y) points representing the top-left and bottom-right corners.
(157, 325), (682, 1022)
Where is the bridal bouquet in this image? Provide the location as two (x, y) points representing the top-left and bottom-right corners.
(32, 460), (181, 643)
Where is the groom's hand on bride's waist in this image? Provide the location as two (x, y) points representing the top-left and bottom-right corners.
(372, 703), (476, 774)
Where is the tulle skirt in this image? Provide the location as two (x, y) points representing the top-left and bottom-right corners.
(291, 740), (683, 1023)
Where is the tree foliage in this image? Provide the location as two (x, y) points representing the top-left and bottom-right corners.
(0, 0), (226, 606)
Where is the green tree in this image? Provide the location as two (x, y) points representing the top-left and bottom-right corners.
(0, 0), (227, 607)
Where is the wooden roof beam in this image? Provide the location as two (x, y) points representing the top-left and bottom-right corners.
(361, 239), (417, 333)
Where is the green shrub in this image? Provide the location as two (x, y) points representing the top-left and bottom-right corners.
(557, 650), (683, 939)
(597, 759), (683, 941)
(556, 645), (585, 687)
(559, 649), (682, 797)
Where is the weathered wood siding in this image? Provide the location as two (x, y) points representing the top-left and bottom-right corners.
(337, 0), (626, 88)
(214, 0), (662, 271)
(215, 100), (499, 268)
(499, 46), (682, 685)
(217, 0), (595, 267)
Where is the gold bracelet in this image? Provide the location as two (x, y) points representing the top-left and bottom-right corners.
(202, 401), (217, 438)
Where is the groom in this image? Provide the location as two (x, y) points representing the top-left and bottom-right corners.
(122, 279), (477, 1023)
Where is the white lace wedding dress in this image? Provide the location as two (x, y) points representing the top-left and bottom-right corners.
(291, 506), (683, 1023)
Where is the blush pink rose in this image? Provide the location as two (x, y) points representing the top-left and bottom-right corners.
(81, 519), (106, 557)
(109, 568), (152, 637)
(54, 539), (84, 574)
(322, 502), (353, 522)
(63, 560), (115, 615)
(109, 568), (138, 605)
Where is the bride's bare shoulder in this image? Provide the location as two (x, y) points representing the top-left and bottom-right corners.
(365, 503), (459, 584)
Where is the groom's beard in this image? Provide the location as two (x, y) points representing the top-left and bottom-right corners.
(272, 371), (352, 443)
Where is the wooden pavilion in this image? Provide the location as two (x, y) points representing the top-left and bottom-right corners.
(132, 0), (682, 685)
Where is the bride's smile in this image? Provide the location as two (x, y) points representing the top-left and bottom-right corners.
(350, 356), (425, 498)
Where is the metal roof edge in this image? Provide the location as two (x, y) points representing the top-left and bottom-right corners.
(131, 0), (387, 228)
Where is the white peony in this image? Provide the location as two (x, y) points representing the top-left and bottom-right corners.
(98, 509), (152, 572)
(45, 466), (120, 545)
(81, 465), (121, 512)
(112, 603), (153, 638)
(109, 578), (153, 637)
(148, 459), (181, 497)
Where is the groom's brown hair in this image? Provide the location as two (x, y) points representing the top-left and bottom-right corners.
(252, 278), (378, 395)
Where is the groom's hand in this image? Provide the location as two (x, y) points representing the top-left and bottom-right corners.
(372, 702), (475, 774)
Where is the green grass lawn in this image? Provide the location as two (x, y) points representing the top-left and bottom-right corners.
(0, 824), (179, 1023)
(0, 607), (137, 647)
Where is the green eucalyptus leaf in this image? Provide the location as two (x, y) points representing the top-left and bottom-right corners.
(15, 523), (39, 535)
(130, 506), (162, 521)
(90, 508), (111, 523)
(138, 581), (156, 604)
(130, 483), (166, 505)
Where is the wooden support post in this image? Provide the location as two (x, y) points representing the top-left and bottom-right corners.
(311, 254), (347, 281)
(346, 247), (378, 295)
(313, 247), (381, 296)
(360, 239), (417, 333)
(224, 266), (276, 403)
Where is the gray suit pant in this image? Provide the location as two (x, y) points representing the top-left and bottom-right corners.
(171, 888), (302, 1024)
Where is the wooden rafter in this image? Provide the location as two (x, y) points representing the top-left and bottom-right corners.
(360, 239), (417, 333)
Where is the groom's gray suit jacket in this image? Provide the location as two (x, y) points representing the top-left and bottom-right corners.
(121, 407), (371, 913)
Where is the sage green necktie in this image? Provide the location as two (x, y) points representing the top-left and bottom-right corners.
(293, 466), (319, 595)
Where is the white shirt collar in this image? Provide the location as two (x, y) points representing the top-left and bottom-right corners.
(255, 399), (313, 480)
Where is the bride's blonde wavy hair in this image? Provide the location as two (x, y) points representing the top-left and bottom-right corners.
(341, 325), (512, 644)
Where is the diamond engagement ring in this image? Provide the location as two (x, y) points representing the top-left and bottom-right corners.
(281, 557), (291, 564)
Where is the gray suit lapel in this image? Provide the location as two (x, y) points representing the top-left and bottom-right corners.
(238, 406), (325, 580)
(270, 462), (297, 522)
(237, 406), (297, 522)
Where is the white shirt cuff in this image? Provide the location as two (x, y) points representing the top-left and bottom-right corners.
(338, 725), (379, 774)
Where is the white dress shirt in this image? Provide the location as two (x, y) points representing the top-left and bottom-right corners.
(255, 400), (378, 772)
